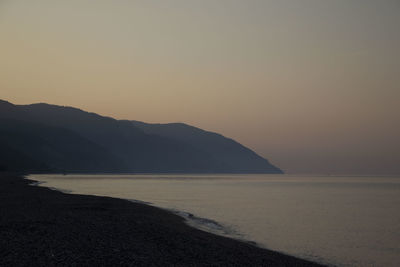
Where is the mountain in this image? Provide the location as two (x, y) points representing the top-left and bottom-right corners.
(0, 100), (282, 173)
(131, 121), (282, 173)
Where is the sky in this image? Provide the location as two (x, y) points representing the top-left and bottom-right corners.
(1, 0), (399, 174)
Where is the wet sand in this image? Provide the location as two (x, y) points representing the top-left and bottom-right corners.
(0, 172), (324, 266)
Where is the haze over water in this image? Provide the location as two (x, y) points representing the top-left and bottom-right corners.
(31, 174), (400, 267)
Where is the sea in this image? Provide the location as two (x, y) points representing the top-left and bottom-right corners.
(29, 174), (400, 267)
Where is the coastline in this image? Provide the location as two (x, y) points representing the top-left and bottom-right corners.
(32, 177), (240, 243)
(0, 172), (324, 266)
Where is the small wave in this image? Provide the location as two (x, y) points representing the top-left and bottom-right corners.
(127, 199), (152, 205)
(47, 187), (73, 194)
(174, 210), (226, 232)
(170, 209), (246, 243)
(170, 210), (263, 248)
(28, 181), (44, 186)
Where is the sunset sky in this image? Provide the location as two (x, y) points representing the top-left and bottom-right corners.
(1, 0), (399, 174)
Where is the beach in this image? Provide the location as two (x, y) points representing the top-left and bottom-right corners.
(0, 172), (322, 266)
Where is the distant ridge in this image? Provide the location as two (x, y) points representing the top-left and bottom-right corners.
(131, 121), (282, 173)
(0, 99), (282, 174)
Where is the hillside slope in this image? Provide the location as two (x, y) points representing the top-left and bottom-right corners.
(0, 100), (282, 173)
(132, 121), (282, 173)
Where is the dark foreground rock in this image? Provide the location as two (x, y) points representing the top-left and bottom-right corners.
(0, 173), (323, 266)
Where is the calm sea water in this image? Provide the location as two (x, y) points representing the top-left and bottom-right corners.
(30, 174), (400, 267)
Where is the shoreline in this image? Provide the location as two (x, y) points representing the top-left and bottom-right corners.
(33, 177), (245, 248)
(0, 172), (325, 266)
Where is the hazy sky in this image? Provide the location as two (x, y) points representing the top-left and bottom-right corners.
(1, 0), (399, 174)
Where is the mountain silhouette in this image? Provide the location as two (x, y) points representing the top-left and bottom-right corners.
(131, 121), (282, 173)
(0, 100), (282, 173)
